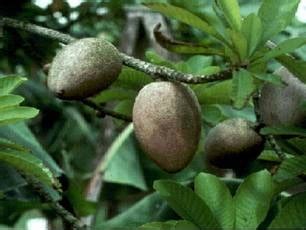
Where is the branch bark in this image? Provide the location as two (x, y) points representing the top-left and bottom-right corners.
(0, 16), (233, 84)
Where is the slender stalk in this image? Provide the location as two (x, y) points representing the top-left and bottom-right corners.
(0, 16), (233, 84)
(81, 99), (132, 122)
(24, 175), (84, 230)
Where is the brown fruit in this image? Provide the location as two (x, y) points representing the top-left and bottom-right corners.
(204, 118), (264, 169)
(48, 38), (122, 99)
(133, 82), (201, 173)
(258, 67), (306, 127)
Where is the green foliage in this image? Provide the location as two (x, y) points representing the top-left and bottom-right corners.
(233, 170), (273, 229)
(268, 192), (306, 229)
(231, 69), (256, 109)
(154, 180), (219, 229)
(194, 173), (234, 229)
(1, 0), (306, 229)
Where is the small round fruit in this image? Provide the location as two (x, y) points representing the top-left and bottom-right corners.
(48, 38), (122, 99)
(204, 118), (264, 169)
(133, 81), (201, 173)
(259, 67), (306, 127)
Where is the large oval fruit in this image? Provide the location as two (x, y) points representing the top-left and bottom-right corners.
(204, 118), (264, 169)
(48, 38), (122, 99)
(133, 82), (201, 172)
(258, 67), (306, 127)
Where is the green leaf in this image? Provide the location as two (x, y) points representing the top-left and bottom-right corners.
(139, 220), (199, 230)
(113, 67), (152, 91)
(231, 69), (257, 109)
(96, 193), (168, 229)
(216, 0), (242, 31)
(273, 155), (306, 182)
(276, 55), (306, 83)
(144, 3), (220, 39)
(260, 125), (306, 137)
(154, 180), (219, 229)
(229, 30), (248, 60)
(101, 124), (147, 191)
(258, 0), (300, 43)
(0, 76), (26, 96)
(234, 170), (274, 229)
(241, 13), (262, 56)
(153, 24), (224, 56)
(93, 88), (137, 104)
(0, 95), (24, 109)
(192, 80), (232, 105)
(0, 149), (55, 186)
(253, 73), (284, 86)
(0, 137), (28, 152)
(268, 192), (306, 229)
(194, 173), (235, 229)
(254, 37), (306, 64)
(0, 163), (26, 192)
(0, 106), (39, 126)
(0, 123), (62, 176)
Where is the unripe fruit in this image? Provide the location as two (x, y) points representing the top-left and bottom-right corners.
(48, 38), (122, 99)
(258, 67), (306, 127)
(133, 82), (201, 173)
(204, 118), (264, 169)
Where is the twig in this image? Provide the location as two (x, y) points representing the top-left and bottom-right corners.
(0, 16), (233, 84)
(0, 17), (76, 43)
(24, 175), (84, 230)
(267, 135), (286, 161)
(81, 99), (132, 122)
(120, 52), (233, 83)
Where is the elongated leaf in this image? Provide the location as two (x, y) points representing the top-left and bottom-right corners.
(0, 163), (26, 192)
(258, 0), (300, 43)
(234, 170), (274, 229)
(273, 155), (306, 182)
(232, 69), (257, 109)
(229, 29), (247, 60)
(0, 95), (24, 109)
(192, 80), (233, 105)
(0, 106), (39, 126)
(241, 13), (262, 56)
(268, 192), (306, 229)
(276, 54), (306, 83)
(97, 193), (169, 229)
(216, 0), (241, 31)
(101, 124), (147, 190)
(253, 73), (284, 86)
(260, 125), (306, 137)
(255, 37), (306, 64)
(154, 180), (219, 229)
(93, 88), (137, 104)
(112, 67), (152, 91)
(0, 137), (28, 152)
(194, 173), (235, 229)
(0, 149), (55, 186)
(144, 3), (220, 39)
(0, 76), (26, 96)
(139, 220), (199, 230)
(153, 24), (223, 56)
(0, 123), (62, 175)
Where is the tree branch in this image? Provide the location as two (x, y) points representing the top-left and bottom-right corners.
(0, 16), (233, 84)
(24, 175), (84, 230)
(81, 99), (132, 122)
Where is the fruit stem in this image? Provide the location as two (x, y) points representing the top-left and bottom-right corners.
(81, 99), (132, 122)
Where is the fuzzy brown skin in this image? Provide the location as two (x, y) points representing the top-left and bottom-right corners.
(204, 118), (264, 169)
(48, 38), (122, 99)
(259, 67), (306, 127)
(133, 82), (201, 173)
